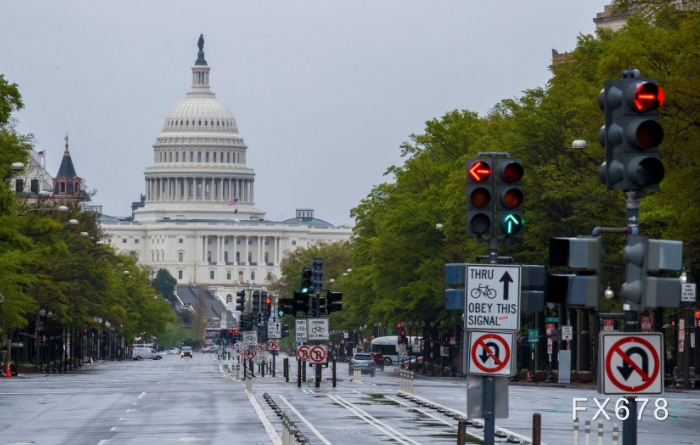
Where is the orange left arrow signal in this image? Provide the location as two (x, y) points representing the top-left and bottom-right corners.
(469, 161), (492, 182)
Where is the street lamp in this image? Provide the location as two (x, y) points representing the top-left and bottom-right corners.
(680, 270), (688, 285)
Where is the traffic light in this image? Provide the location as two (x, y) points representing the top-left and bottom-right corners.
(599, 69), (665, 191)
(281, 325), (290, 338)
(496, 159), (524, 236)
(621, 236), (682, 310)
(695, 311), (700, 328)
(312, 258), (323, 293)
(669, 313), (678, 327)
(398, 324), (407, 344)
(257, 313), (264, 327)
(252, 291), (261, 313)
(300, 267), (313, 293)
(228, 329), (233, 339)
(279, 297), (296, 317)
(235, 290), (246, 312)
(240, 313), (251, 331)
(326, 291), (343, 314)
(293, 292), (310, 314)
(548, 236), (603, 310)
(317, 295), (327, 315)
(466, 158), (493, 236)
(262, 292), (271, 317)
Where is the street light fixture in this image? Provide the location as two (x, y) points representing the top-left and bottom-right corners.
(10, 162), (24, 171)
(605, 286), (614, 300)
(680, 270), (688, 285)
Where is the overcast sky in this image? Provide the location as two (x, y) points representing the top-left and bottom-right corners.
(1, 0), (609, 226)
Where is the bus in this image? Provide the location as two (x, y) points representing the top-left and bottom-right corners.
(370, 336), (422, 366)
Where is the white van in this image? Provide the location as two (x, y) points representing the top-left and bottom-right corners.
(132, 346), (162, 360)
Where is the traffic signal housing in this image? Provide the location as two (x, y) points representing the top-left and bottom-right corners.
(669, 313), (678, 327)
(235, 290), (246, 312)
(281, 325), (290, 338)
(279, 297), (296, 317)
(326, 291), (343, 314)
(262, 292), (272, 317)
(496, 159), (524, 236)
(466, 158), (493, 237)
(312, 258), (323, 293)
(257, 313), (264, 327)
(548, 236), (603, 310)
(293, 292), (310, 315)
(398, 324), (407, 344)
(300, 267), (313, 294)
(599, 70), (665, 191)
(252, 291), (261, 313)
(695, 311), (700, 328)
(621, 236), (682, 310)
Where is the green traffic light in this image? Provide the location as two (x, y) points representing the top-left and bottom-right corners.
(501, 214), (523, 235)
(278, 310), (284, 317)
(301, 287), (309, 293)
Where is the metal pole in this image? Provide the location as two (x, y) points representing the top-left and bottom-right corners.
(457, 419), (467, 445)
(332, 358), (336, 387)
(483, 376), (496, 445)
(273, 351), (276, 378)
(297, 358), (301, 387)
(683, 304), (691, 389)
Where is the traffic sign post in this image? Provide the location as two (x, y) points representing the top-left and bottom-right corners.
(598, 332), (664, 396)
(467, 332), (515, 377)
(465, 264), (521, 331)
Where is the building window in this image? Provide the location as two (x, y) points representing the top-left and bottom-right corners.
(178, 271), (183, 279)
(134, 253), (139, 261)
(207, 251), (211, 262)
(239, 271), (243, 280)
(198, 151), (202, 162)
(264, 252), (269, 263)
(227, 271), (231, 280)
(210, 271), (215, 279)
(251, 271), (255, 281)
(206, 152), (209, 162)
(15, 179), (23, 193)
(169, 151), (172, 162)
(248, 252), (252, 263)
(267, 272), (272, 278)
(227, 152), (230, 163)
(236, 238), (240, 244)
(207, 238), (212, 245)
(135, 239), (139, 244)
(248, 239), (252, 245)
(178, 252), (183, 262)
(30, 179), (39, 194)
(292, 241), (297, 246)
(190, 151), (193, 162)
(224, 238), (229, 244)
(213, 152), (216, 162)
(175, 152), (179, 162)
(265, 239), (269, 245)
(226, 293), (232, 303)
(122, 238), (127, 244)
(224, 252), (229, 263)
(179, 238), (183, 243)
(183, 151), (186, 161)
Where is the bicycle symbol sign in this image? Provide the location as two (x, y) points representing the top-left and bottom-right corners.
(308, 318), (329, 341)
(465, 264), (521, 332)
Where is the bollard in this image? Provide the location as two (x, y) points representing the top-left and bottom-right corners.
(332, 358), (336, 388)
(597, 421), (603, 445)
(612, 423), (619, 445)
(574, 418), (579, 445)
(584, 418), (590, 445)
(533, 413), (541, 445)
(284, 358), (289, 382)
(261, 361), (265, 378)
(457, 419), (467, 445)
(297, 358), (301, 388)
(409, 370), (414, 395)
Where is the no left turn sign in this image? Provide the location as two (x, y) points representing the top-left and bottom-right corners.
(268, 339), (279, 351)
(467, 331), (515, 376)
(244, 347), (257, 359)
(600, 332), (664, 395)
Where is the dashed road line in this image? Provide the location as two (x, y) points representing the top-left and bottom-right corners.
(279, 395), (333, 445)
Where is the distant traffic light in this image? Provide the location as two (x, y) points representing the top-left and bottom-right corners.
(496, 159), (524, 236)
(228, 329), (233, 339)
(252, 291), (261, 313)
(695, 311), (700, 328)
(398, 324), (407, 344)
(300, 267), (312, 294)
(235, 290), (246, 312)
(326, 291), (343, 314)
(279, 297), (296, 317)
(669, 313), (678, 327)
(466, 159), (493, 236)
(548, 236), (604, 310)
(621, 236), (682, 310)
(281, 325), (290, 338)
(257, 313), (263, 327)
(312, 258), (323, 293)
(262, 292), (271, 317)
(293, 292), (310, 315)
(599, 69), (665, 191)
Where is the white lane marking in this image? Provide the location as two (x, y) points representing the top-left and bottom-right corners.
(118, 418), (125, 421)
(132, 403), (137, 405)
(137, 392), (146, 399)
(246, 390), (282, 445)
(279, 395), (333, 445)
(110, 427), (117, 431)
(97, 441), (108, 445)
(385, 396), (455, 428)
(125, 409), (132, 413)
(331, 395), (421, 445)
(352, 389), (362, 394)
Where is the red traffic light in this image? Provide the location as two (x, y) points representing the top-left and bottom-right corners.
(469, 188), (491, 208)
(633, 83), (664, 112)
(469, 161), (492, 182)
(501, 189), (523, 209)
(501, 162), (523, 182)
(233, 329), (239, 334)
(266, 297), (272, 305)
(397, 323), (402, 328)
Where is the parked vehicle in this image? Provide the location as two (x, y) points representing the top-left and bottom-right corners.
(348, 352), (376, 377)
(133, 347), (162, 360)
(201, 346), (217, 353)
(167, 347), (180, 354)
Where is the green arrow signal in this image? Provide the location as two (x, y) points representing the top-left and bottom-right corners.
(503, 214), (523, 234)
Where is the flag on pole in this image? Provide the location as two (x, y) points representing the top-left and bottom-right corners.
(37, 151), (45, 158)
(228, 198), (238, 206)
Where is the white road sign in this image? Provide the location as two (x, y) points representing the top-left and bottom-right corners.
(599, 332), (664, 396)
(296, 319), (308, 343)
(309, 345), (328, 364)
(682, 283), (696, 303)
(562, 326), (573, 341)
(465, 264), (521, 331)
(242, 331), (257, 347)
(268, 321), (282, 339)
(268, 339), (279, 351)
(308, 318), (329, 341)
(466, 331), (516, 377)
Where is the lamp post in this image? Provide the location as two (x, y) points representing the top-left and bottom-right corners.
(36, 307), (46, 372)
(680, 270), (691, 389)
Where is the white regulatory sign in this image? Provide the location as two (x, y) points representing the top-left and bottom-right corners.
(268, 321), (282, 339)
(467, 331), (516, 377)
(465, 264), (521, 331)
(242, 331), (257, 347)
(562, 326), (573, 341)
(681, 283), (696, 303)
(599, 332), (664, 396)
(296, 319), (308, 343)
(308, 318), (329, 341)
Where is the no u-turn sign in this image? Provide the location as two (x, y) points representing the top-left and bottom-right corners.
(599, 332), (664, 395)
(467, 331), (516, 376)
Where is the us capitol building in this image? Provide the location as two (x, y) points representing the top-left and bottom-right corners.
(101, 36), (352, 304)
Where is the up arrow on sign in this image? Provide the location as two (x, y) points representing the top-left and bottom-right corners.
(500, 271), (513, 301)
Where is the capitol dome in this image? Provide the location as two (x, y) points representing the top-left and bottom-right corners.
(162, 97), (239, 134)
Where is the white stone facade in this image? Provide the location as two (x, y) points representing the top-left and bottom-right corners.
(101, 41), (351, 296)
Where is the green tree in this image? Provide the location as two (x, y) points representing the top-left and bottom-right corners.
(154, 268), (177, 302)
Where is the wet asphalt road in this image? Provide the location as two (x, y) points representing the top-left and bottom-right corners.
(0, 353), (698, 444)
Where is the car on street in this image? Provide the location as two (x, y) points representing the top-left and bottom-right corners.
(167, 347), (180, 354)
(180, 346), (193, 358)
(348, 352), (376, 377)
(372, 352), (385, 371)
(201, 345), (217, 353)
